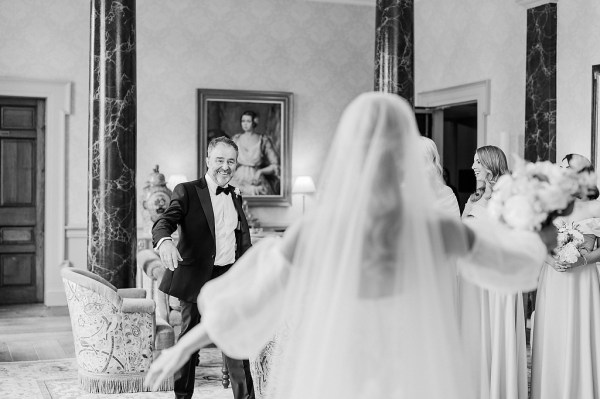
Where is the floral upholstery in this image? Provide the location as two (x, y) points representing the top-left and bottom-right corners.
(61, 263), (174, 393)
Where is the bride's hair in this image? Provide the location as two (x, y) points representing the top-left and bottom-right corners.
(362, 149), (403, 295)
(471, 145), (508, 202)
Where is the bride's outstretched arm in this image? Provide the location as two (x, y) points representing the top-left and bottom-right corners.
(197, 220), (303, 359)
(440, 215), (550, 292)
(144, 324), (212, 391)
(144, 222), (303, 391)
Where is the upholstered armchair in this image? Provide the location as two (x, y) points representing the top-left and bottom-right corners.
(136, 249), (231, 388)
(61, 263), (174, 393)
(137, 249), (182, 337)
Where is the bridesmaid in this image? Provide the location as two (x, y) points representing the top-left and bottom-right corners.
(531, 154), (600, 399)
(419, 137), (461, 317)
(419, 137), (460, 220)
(458, 145), (528, 399)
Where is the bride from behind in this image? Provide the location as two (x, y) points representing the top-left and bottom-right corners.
(145, 92), (553, 398)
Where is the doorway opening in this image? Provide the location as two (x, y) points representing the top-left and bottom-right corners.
(442, 103), (477, 213)
(416, 80), (490, 215)
(415, 103), (477, 214)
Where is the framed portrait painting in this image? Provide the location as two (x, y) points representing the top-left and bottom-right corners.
(198, 89), (293, 206)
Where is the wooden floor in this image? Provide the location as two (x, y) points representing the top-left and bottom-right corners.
(0, 304), (74, 362)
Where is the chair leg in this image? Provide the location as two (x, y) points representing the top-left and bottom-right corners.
(221, 352), (230, 389)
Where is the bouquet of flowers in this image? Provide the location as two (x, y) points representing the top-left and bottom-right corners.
(487, 157), (597, 231)
(553, 221), (585, 263)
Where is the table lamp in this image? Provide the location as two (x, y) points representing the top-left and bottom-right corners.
(292, 176), (316, 214)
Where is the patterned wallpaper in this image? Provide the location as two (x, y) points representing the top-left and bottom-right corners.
(556, 0), (600, 161)
(3, 0), (598, 228)
(415, 0), (527, 160)
(0, 0), (375, 228)
(416, 0), (600, 164)
(0, 0), (90, 227)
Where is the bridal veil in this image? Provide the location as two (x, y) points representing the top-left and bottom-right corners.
(265, 92), (475, 398)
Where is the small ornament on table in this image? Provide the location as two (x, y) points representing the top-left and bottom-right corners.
(142, 165), (172, 234)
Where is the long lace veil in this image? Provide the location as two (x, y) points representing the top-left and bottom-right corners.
(269, 93), (475, 398)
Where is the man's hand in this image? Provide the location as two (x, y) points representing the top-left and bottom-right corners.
(158, 240), (182, 271)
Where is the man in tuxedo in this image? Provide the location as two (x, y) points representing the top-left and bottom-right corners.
(152, 136), (254, 399)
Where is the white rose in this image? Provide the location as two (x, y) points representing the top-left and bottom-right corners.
(556, 231), (568, 247)
(487, 199), (503, 220)
(570, 229), (584, 246)
(491, 176), (513, 201)
(557, 242), (580, 264)
(501, 195), (537, 230)
(537, 184), (570, 212)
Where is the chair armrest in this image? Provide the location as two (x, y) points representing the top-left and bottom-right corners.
(138, 249), (164, 278)
(153, 289), (171, 324)
(144, 259), (165, 281)
(122, 298), (156, 313)
(155, 317), (175, 351)
(117, 288), (146, 298)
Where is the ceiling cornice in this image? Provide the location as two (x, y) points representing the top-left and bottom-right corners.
(304, 0), (374, 6)
(516, 0), (558, 9)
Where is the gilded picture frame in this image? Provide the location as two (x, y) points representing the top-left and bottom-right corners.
(197, 88), (293, 206)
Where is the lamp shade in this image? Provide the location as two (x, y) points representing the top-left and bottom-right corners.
(167, 174), (188, 191)
(292, 176), (316, 194)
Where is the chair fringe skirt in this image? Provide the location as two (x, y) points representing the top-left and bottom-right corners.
(79, 370), (173, 393)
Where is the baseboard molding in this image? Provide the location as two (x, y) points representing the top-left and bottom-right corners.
(45, 290), (67, 306)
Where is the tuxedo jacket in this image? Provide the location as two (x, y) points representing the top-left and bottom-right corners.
(151, 178), (251, 303)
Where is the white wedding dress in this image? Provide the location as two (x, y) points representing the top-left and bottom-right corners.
(197, 93), (547, 399)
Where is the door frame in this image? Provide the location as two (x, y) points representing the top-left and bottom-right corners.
(415, 80), (490, 149)
(0, 78), (71, 305)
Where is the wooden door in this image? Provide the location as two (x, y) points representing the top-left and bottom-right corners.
(0, 97), (45, 304)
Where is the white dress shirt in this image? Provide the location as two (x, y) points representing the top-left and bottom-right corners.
(155, 174), (238, 266)
(205, 173), (238, 266)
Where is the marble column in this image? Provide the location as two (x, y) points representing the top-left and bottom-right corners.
(521, 0), (557, 162)
(374, 0), (414, 105)
(88, 0), (137, 288)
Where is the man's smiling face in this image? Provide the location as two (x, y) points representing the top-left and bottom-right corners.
(206, 142), (238, 187)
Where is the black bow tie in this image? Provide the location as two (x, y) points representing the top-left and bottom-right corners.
(216, 185), (232, 196)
